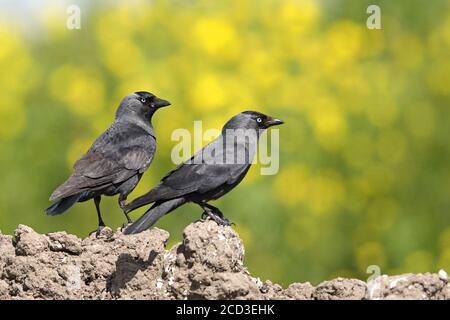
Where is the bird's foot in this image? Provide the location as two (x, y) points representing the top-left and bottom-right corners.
(124, 213), (133, 224)
(208, 213), (233, 226)
(89, 224), (106, 238)
(199, 208), (234, 226)
(120, 222), (133, 232)
(120, 216), (133, 231)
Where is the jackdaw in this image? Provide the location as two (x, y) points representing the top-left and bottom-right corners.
(123, 111), (283, 234)
(46, 91), (171, 235)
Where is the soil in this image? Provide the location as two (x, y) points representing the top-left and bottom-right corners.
(0, 221), (448, 300)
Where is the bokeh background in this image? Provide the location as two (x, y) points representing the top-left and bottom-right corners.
(0, 0), (449, 285)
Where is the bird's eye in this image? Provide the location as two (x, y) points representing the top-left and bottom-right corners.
(140, 97), (146, 103)
(256, 117), (262, 123)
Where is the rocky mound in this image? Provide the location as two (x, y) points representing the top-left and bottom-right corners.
(0, 221), (448, 299)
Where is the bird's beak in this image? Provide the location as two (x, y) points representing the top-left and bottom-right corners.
(154, 98), (171, 108)
(264, 116), (284, 127)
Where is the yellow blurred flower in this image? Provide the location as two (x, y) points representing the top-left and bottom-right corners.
(275, 165), (345, 215)
(278, 0), (320, 36)
(0, 102), (26, 141)
(364, 28), (385, 57)
(104, 39), (146, 79)
(0, 24), (33, 141)
(241, 48), (283, 91)
(95, 5), (148, 79)
(50, 65), (105, 116)
(308, 97), (347, 151)
(321, 21), (364, 71)
(38, 4), (67, 40)
(193, 17), (239, 59)
(190, 72), (227, 110)
(274, 165), (309, 207)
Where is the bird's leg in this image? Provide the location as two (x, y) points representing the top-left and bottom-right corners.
(208, 204), (234, 226)
(204, 203), (224, 218)
(201, 212), (208, 220)
(196, 202), (210, 221)
(91, 196), (106, 237)
(118, 195), (132, 224)
(199, 203), (233, 226)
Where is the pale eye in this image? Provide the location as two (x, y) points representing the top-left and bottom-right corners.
(140, 97), (146, 103)
(256, 117), (262, 123)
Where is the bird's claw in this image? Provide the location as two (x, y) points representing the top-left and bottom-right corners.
(89, 224), (106, 238)
(124, 213), (133, 224)
(201, 211), (209, 220)
(222, 218), (234, 226)
(210, 214), (233, 227)
(120, 223), (132, 232)
(199, 208), (233, 226)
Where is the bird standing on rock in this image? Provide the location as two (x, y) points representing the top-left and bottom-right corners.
(123, 111), (283, 234)
(46, 91), (171, 235)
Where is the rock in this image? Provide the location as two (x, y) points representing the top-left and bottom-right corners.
(0, 220), (448, 300)
(438, 269), (448, 281)
(0, 234), (15, 256)
(14, 225), (48, 256)
(180, 221), (245, 272)
(366, 273), (449, 300)
(283, 282), (315, 300)
(47, 232), (83, 255)
(314, 278), (367, 300)
(162, 220), (255, 299)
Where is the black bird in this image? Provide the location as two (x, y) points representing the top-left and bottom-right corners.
(123, 111), (283, 234)
(46, 91), (171, 235)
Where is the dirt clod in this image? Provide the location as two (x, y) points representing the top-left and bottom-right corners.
(0, 221), (448, 300)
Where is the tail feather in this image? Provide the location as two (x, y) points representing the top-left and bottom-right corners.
(124, 189), (161, 213)
(124, 198), (187, 234)
(46, 193), (82, 216)
(124, 184), (180, 213)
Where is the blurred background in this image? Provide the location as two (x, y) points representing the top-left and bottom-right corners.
(0, 0), (449, 286)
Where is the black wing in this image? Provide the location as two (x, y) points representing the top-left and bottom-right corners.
(126, 138), (250, 209)
(50, 126), (155, 201)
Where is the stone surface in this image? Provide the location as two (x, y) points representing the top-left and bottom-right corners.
(0, 221), (448, 300)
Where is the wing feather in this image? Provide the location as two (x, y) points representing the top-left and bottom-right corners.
(50, 125), (155, 201)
